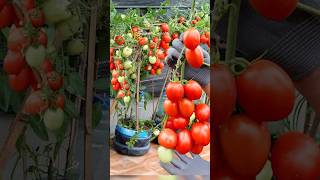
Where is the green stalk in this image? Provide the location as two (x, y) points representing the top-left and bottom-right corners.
(297, 3), (320, 17)
(225, 0), (241, 62)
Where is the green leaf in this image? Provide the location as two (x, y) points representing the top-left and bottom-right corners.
(26, 116), (49, 141)
(65, 72), (85, 97)
(92, 102), (102, 129)
(9, 92), (25, 113)
(94, 78), (108, 91)
(65, 98), (77, 118)
(0, 75), (11, 112)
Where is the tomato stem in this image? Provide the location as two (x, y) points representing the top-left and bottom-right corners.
(297, 2), (320, 17)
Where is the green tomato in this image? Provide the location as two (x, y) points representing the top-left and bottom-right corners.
(131, 74), (136, 79)
(66, 39), (85, 56)
(124, 61), (133, 70)
(120, 14), (126, 19)
(110, 39), (115, 45)
(127, 33), (133, 38)
(198, 12), (205, 18)
(155, 26), (160, 33)
(44, 108), (64, 131)
(43, 0), (71, 24)
(149, 56), (156, 64)
(122, 47), (133, 58)
(56, 16), (81, 40)
(26, 45), (46, 70)
(158, 176), (176, 180)
(142, 45), (149, 51)
(117, 76), (125, 83)
(158, 146), (173, 163)
(123, 96), (131, 104)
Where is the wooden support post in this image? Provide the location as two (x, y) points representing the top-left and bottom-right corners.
(84, 3), (98, 180)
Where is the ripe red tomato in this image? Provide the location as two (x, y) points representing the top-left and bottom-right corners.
(116, 90), (125, 99)
(23, 90), (49, 114)
(183, 28), (200, 50)
(8, 67), (32, 92)
(0, 0), (6, 11)
(195, 16), (201, 21)
(213, 64), (237, 124)
(178, 98), (195, 118)
(173, 116), (188, 130)
(138, 37), (148, 45)
(220, 114), (271, 177)
(191, 20), (197, 24)
(165, 116), (175, 129)
(178, 16), (186, 23)
(160, 41), (169, 50)
(185, 47), (203, 68)
(152, 37), (159, 43)
(115, 35), (125, 45)
(131, 26), (139, 33)
(23, 0), (35, 10)
(176, 129), (193, 154)
(249, 0), (298, 21)
(160, 23), (169, 32)
(111, 78), (118, 85)
(3, 51), (26, 75)
(184, 80), (202, 100)
(29, 8), (45, 27)
(158, 128), (177, 149)
(112, 83), (120, 91)
(236, 60), (295, 121)
(55, 94), (65, 109)
(38, 29), (48, 47)
(191, 122), (210, 146)
(7, 26), (29, 52)
(166, 82), (184, 102)
(0, 4), (14, 28)
(110, 48), (114, 56)
(41, 58), (53, 73)
(47, 71), (63, 91)
(271, 132), (320, 180)
(156, 49), (165, 60)
(205, 31), (210, 38)
(200, 34), (209, 44)
(195, 104), (210, 122)
(171, 32), (179, 40)
(149, 42), (155, 49)
(191, 144), (203, 154)
(162, 33), (171, 43)
(163, 99), (179, 117)
(150, 69), (156, 75)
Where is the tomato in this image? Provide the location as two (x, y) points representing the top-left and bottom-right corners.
(159, 62), (164, 69)
(171, 32), (179, 40)
(183, 28), (200, 50)
(191, 122), (210, 146)
(176, 129), (192, 154)
(25, 45), (46, 70)
(43, 0), (71, 24)
(195, 16), (201, 21)
(165, 116), (175, 129)
(153, 37), (159, 43)
(131, 26), (139, 33)
(7, 26), (29, 51)
(138, 37), (148, 45)
(166, 82), (184, 102)
(47, 71), (63, 91)
(44, 108), (64, 130)
(178, 98), (195, 118)
(158, 128), (177, 149)
(55, 94), (65, 109)
(173, 116), (188, 130)
(0, 4), (14, 28)
(191, 20), (197, 25)
(41, 58), (53, 73)
(205, 31), (210, 38)
(8, 67), (32, 92)
(185, 47), (203, 68)
(184, 80), (202, 100)
(115, 35), (125, 45)
(162, 33), (171, 43)
(271, 132), (320, 180)
(160, 23), (169, 32)
(200, 34), (209, 44)
(236, 60), (295, 122)
(191, 144), (203, 154)
(178, 16), (186, 23)
(116, 90), (125, 99)
(23, 91), (49, 114)
(112, 83), (120, 91)
(37, 29), (48, 47)
(213, 64), (237, 124)
(249, 0), (298, 21)
(110, 48), (114, 56)
(111, 77), (118, 85)
(23, 0), (35, 10)
(29, 8), (45, 27)
(112, 70), (119, 78)
(0, 0), (7, 11)
(220, 114), (271, 177)
(195, 104), (210, 122)
(66, 39), (85, 55)
(158, 146), (173, 163)
(163, 99), (179, 117)
(156, 49), (165, 60)
(56, 16), (80, 40)
(3, 51), (26, 75)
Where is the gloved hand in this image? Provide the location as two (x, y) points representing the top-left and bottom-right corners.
(160, 151), (210, 179)
(165, 33), (210, 87)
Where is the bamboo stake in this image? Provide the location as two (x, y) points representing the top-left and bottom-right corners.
(136, 60), (141, 131)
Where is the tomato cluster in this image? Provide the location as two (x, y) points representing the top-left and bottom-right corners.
(213, 60), (320, 179)
(158, 80), (210, 156)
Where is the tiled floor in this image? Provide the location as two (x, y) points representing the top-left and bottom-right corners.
(110, 143), (210, 176)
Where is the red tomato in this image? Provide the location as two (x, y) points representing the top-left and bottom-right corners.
(149, 42), (155, 49)
(162, 33), (171, 43)
(23, 90), (49, 114)
(150, 69), (156, 75)
(110, 48), (114, 56)
(38, 29), (48, 47)
(116, 90), (125, 99)
(178, 98), (195, 118)
(249, 0), (298, 21)
(160, 23), (169, 32)
(138, 37), (148, 45)
(163, 99), (179, 117)
(159, 62), (164, 69)
(271, 132), (320, 180)
(191, 20), (197, 24)
(171, 32), (179, 40)
(195, 104), (210, 122)
(166, 82), (184, 102)
(152, 37), (159, 43)
(185, 47), (204, 68)
(55, 94), (65, 109)
(160, 41), (170, 50)
(156, 49), (165, 60)
(8, 67), (32, 92)
(131, 26), (139, 33)
(205, 31), (210, 38)
(3, 51), (26, 75)
(183, 28), (200, 50)
(178, 16), (186, 23)
(47, 71), (63, 91)
(236, 60), (295, 121)
(112, 83), (120, 91)
(23, 0), (35, 10)
(195, 16), (201, 21)
(176, 129), (193, 154)
(184, 80), (202, 100)
(115, 35), (125, 45)
(29, 8), (45, 27)
(200, 34), (209, 44)
(41, 58), (53, 73)
(191, 122), (210, 146)
(158, 128), (177, 149)
(191, 144), (203, 154)
(0, 0), (6, 11)
(173, 116), (188, 130)
(220, 114), (271, 177)
(213, 64), (237, 124)
(0, 4), (14, 28)
(7, 26), (29, 51)
(165, 116), (175, 129)
(111, 77), (118, 85)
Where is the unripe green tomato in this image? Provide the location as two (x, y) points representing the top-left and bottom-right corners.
(143, 45), (149, 51)
(123, 96), (131, 104)
(158, 146), (173, 163)
(124, 61), (133, 69)
(120, 14), (126, 19)
(131, 74), (136, 79)
(149, 56), (156, 64)
(122, 47), (133, 58)
(127, 33), (133, 38)
(117, 76), (124, 83)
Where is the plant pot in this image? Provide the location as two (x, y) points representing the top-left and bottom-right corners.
(113, 124), (151, 156)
